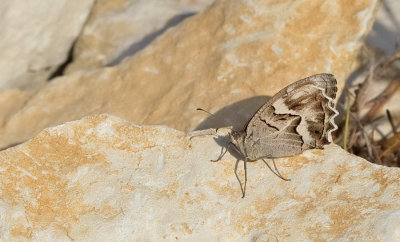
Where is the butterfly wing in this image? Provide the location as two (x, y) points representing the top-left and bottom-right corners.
(243, 73), (338, 160)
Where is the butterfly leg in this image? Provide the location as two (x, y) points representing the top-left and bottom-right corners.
(262, 159), (290, 181)
(242, 157), (247, 198)
(234, 159), (245, 198)
(211, 142), (234, 162)
(272, 159), (290, 181)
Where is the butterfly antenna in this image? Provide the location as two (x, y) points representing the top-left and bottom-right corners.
(196, 108), (214, 116)
(196, 108), (224, 134)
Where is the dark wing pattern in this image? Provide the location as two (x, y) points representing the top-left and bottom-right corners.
(243, 73), (338, 160)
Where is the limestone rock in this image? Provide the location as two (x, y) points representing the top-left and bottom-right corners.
(0, 89), (33, 129)
(1, 114), (400, 240)
(0, 0), (380, 149)
(65, 0), (214, 73)
(0, 0), (95, 90)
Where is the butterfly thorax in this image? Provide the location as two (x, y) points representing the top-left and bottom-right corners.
(229, 130), (248, 159)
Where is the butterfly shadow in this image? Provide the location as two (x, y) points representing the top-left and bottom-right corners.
(194, 95), (271, 160)
(194, 95), (270, 132)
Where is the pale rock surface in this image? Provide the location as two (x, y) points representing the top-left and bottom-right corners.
(65, 0), (214, 73)
(0, 0), (95, 90)
(1, 114), (400, 241)
(0, 0), (213, 128)
(0, 89), (32, 130)
(0, 0), (380, 149)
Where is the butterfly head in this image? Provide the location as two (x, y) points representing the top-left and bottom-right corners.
(229, 130), (247, 158)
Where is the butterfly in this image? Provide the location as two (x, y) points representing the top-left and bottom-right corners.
(214, 73), (339, 197)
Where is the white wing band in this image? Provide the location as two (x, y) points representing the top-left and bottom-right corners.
(311, 86), (339, 143)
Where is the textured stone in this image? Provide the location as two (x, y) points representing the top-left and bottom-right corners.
(0, 89), (32, 129)
(0, 0), (380, 149)
(65, 0), (214, 73)
(0, 0), (95, 90)
(1, 114), (400, 240)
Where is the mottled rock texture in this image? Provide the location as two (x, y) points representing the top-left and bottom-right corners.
(1, 114), (399, 241)
(65, 0), (214, 73)
(0, 0), (95, 89)
(0, 0), (380, 150)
